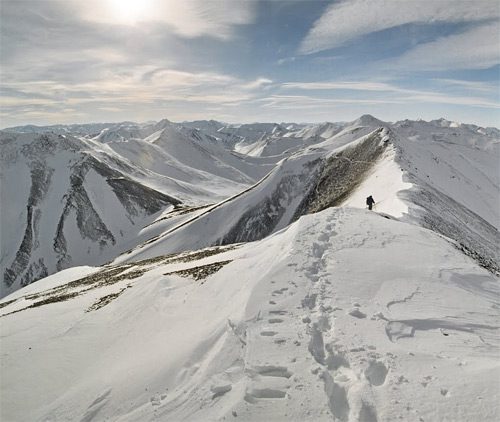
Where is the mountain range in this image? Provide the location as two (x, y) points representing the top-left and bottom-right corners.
(0, 115), (498, 421)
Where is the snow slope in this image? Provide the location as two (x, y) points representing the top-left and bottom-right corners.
(1, 207), (498, 421)
(393, 118), (500, 229)
(99, 116), (500, 281)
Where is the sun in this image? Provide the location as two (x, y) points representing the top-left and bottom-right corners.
(107, 0), (154, 25)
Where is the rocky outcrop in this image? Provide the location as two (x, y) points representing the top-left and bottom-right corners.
(217, 129), (388, 246)
(4, 161), (54, 287)
(218, 164), (321, 244)
(296, 128), (388, 216)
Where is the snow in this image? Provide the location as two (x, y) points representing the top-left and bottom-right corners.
(393, 120), (500, 229)
(1, 208), (498, 421)
(342, 145), (413, 218)
(1, 115), (499, 421)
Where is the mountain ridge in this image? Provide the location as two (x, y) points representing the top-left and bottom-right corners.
(2, 115), (498, 297)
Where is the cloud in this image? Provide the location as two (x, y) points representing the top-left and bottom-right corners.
(0, 0), (263, 126)
(0, 66), (274, 124)
(258, 95), (402, 110)
(242, 78), (274, 90)
(281, 81), (395, 91)
(279, 80), (499, 109)
(390, 22), (500, 70)
(433, 79), (498, 93)
(299, 0), (498, 54)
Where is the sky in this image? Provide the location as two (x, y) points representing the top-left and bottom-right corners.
(1, 0), (499, 127)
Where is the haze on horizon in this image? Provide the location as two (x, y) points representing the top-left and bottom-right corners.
(1, 0), (499, 128)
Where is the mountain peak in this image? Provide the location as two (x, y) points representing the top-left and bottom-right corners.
(352, 114), (385, 127)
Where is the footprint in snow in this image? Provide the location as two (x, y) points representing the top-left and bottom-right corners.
(348, 308), (367, 319)
(364, 360), (388, 386)
(260, 330), (278, 336)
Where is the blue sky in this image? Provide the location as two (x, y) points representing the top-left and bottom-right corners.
(1, 0), (499, 127)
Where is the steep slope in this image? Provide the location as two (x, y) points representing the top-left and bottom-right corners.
(341, 117), (500, 273)
(115, 115), (499, 276)
(1, 208), (498, 421)
(393, 118), (499, 229)
(115, 126), (391, 263)
(147, 123), (274, 183)
(0, 132), (180, 297)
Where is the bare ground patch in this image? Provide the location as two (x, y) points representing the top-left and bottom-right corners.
(0, 267), (145, 317)
(86, 288), (128, 312)
(0, 244), (240, 316)
(164, 260), (233, 282)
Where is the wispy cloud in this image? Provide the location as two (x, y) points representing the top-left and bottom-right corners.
(258, 95), (403, 110)
(300, 0), (498, 54)
(433, 79), (498, 93)
(0, 66), (274, 123)
(279, 80), (500, 109)
(281, 81), (395, 91)
(390, 22), (500, 70)
(1, 0), (498, 127)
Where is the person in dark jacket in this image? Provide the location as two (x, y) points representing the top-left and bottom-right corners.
(366, 195), (375, 210)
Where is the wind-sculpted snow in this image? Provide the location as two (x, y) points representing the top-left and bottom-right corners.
(1, 208), (498, 421)
(1, 115), (500, 420)
(389, 120), (500, 273)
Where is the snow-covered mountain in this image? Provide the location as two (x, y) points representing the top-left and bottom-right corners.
(111, 117), (499, 278)
(1, 115), (499, 421)
(0, 132), (181, 297)
(0, 122), (277, 297)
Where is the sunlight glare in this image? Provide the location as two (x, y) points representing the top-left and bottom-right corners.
(108, 0), (155, 24)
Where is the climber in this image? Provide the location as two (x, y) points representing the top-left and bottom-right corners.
(366, 195), (375, 210)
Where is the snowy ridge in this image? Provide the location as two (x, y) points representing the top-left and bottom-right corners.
(0, 208), (498, 421)
(114, 127), (390, 263)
